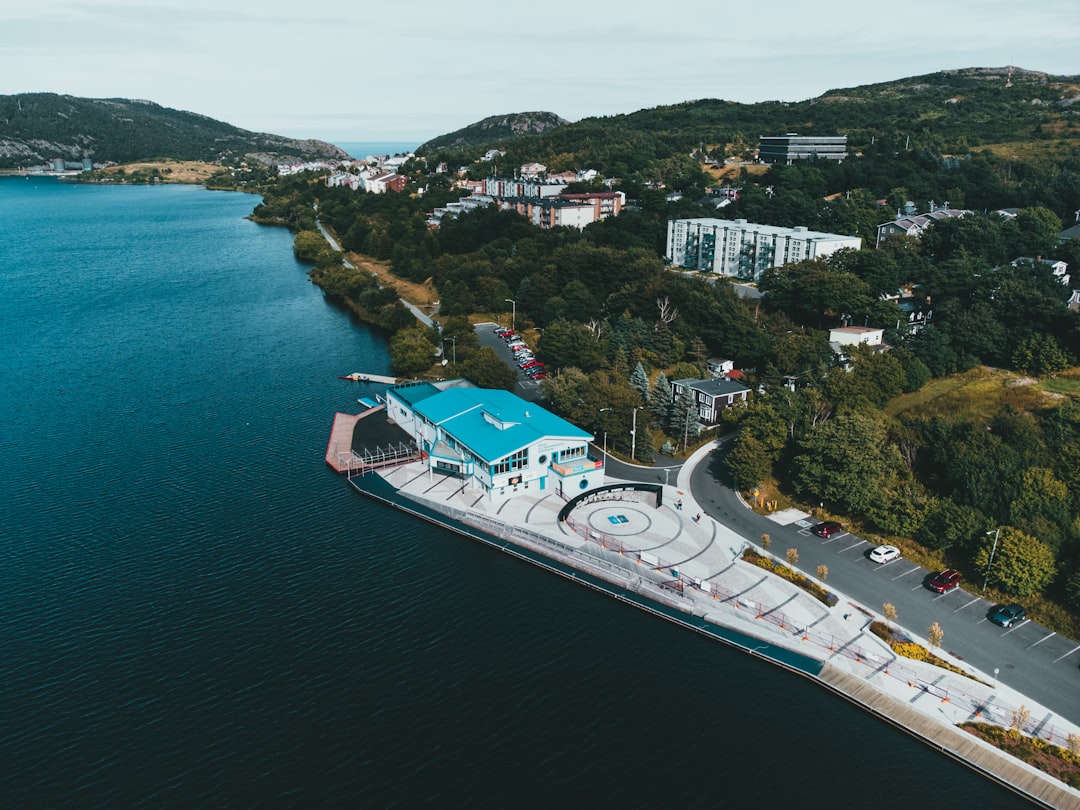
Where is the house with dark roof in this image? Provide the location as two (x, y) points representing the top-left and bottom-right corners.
(384, 381), (601, 499)
(670, 377), (751, 425)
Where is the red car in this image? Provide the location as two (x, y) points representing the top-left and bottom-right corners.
(811, 521), (842, 538)
(928, 569), (962, 593)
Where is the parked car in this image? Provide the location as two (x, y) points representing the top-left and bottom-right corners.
(990, 604), (1027, 628)
(927, 569), (962, 593)
(811, 521), (843, 538)
(521, 360), (543, 370)
(528, 371), (548, 380)
(525, 367), (546, 377)
(868, 545), (901, 564)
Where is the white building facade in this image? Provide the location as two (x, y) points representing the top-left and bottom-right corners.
(666, 218), (862, 281)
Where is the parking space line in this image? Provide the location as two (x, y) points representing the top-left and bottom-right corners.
(953, 596), (981, 612)
(838, 539), (866, 553)
(892, 565), (920, 581)
(1025, 629), (1054, 646)
(1053, 645), (1080, 663)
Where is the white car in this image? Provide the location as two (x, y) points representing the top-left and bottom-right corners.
(868, 545), (901, 564)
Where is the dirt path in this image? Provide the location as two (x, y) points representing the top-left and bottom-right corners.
(345, 251), (440, 309)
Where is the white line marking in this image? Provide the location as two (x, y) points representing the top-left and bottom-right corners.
(1053, 645), (1080, 663)
(1025, 630), (1055, 647)
(892, 566), (920, 581)
(953, 596), (981, 612)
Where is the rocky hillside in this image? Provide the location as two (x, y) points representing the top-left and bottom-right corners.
(418, 111), (568, 151)
(0, 93), (350, 169)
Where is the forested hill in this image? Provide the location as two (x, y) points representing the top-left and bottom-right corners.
(418, 67), (1080, 174)
(0, 93), (350, 169)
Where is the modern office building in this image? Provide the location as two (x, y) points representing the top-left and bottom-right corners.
(666, 218), (862, 281)
(758, 134), (848, 164)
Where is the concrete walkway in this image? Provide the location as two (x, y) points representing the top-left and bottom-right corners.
(346, 447), (1080, 807)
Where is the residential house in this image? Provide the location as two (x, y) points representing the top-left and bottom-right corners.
(384, 382), (602, 499)
(829, 326), (886, 370)
(875, 204), (971, 247)
(670, 377), (751, 424)
(519, 162), (547, 179)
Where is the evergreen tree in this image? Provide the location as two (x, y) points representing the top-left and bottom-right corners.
(629, 361), (651, 402)
(672, 386), (701, 450)
(649, 372), (673, 428)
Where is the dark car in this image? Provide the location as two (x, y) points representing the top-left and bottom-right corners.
(928, 569), (962, 593)
(811, 521), (842, 538)
(990, 604), (1027, 628)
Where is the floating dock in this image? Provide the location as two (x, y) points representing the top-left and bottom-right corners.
(338, 372), (398, 384)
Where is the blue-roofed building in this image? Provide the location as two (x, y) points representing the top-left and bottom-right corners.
(384, 382), (603, 499)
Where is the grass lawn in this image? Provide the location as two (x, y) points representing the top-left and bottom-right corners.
(885, 366), (1077, 421)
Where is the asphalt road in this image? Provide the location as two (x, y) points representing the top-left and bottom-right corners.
(474, 322), (544, 402)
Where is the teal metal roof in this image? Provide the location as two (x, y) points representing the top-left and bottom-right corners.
(389, 381), (440, 407)
(414, 387), (591, 463)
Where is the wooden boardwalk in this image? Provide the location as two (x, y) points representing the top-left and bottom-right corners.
(817, 666), (1080, 809)
(325, 412), (363, 473)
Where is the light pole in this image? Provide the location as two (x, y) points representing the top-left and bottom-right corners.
(445, 335), (456, 368)
(982, 528), (1001, 592)
(630, 406), (644, 462)
(993, 667), (1000, 688)
(504, 298), (516, 331)
(598, 408), (612, 459)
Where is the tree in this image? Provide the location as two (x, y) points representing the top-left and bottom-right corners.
(972, 527), (1056, 598)
(649, 372), (674, 427)
(790, 405), (906, 516)
(883, 602), (897, 629)
(725, 432), (773, 491)
(669, 386), (700, 450)
(1011, 333), (1071, 376)
(457, 346), (518, 390)
(629, 361), (651, 400)
(927, 622), (944, 649)
(389, 327), (438, 378)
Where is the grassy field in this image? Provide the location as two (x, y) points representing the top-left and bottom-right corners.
(884, 366), (1077, 421)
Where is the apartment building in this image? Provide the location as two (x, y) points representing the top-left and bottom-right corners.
(666, 218), (861, 281)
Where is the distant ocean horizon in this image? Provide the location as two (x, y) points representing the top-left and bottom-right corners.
(333, 140), (420, 159)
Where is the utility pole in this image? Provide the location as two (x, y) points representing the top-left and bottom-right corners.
(504, 298), (516, 331)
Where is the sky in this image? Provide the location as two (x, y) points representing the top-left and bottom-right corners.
(3, 0), (1079, 149)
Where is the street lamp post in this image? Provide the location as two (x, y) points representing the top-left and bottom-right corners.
(630, 406), (644, 462)
(504, 298), (516, 331)
(982, 528), (1001, 592)
(444, 335), (456, 368)
(598, 408), (612, 459)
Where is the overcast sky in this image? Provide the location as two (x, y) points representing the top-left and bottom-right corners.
(3, 0), (1078, 148)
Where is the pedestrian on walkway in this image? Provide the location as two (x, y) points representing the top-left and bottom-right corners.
(693, 513), (701, 523)
(676, 499), (683, 511)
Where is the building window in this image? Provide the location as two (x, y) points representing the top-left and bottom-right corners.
(557, 446), (585, 463)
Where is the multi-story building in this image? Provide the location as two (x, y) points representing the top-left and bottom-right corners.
(666, 218), (861, 281)
(758, 134), (848, 164)
(384, 381), (602, 500)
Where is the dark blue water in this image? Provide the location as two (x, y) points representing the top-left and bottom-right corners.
(0, 177), (1028, 807)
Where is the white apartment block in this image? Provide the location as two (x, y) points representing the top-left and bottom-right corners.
(666, 218), (862, 281)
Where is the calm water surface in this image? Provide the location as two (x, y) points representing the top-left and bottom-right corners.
(0, 177), (1027, 807)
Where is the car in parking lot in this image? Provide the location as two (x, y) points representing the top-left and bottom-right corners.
(868, 545), (901, 564)
(927, 569), (962, 593)
(990, 603), (1027, 628)
(521, 360), (543, 369)
(811, 521), (843, 538)
(527, 371), (547, 380)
